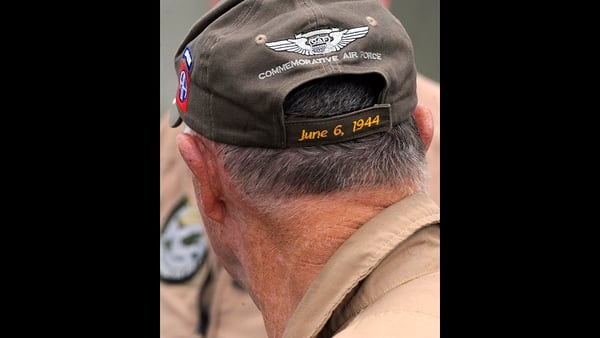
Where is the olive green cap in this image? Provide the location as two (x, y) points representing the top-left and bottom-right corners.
(171, 0), (417, 148)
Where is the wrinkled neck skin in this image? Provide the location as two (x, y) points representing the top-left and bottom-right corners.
(181, 132), (416, 337)
(226, 186), (411, 338)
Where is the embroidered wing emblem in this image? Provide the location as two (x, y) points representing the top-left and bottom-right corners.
(266, 37), (313, 56)
(266, 26), (369, 56)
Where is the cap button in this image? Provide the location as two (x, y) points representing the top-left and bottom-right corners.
(255, 34), (267, 45)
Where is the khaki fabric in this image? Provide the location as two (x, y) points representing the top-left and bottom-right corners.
(205, 267), (268, 338)
(283, 193), (440, 338)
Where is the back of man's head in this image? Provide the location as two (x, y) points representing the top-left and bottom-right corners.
(186, 73), (427, 205)
(173, 0), (428, 205)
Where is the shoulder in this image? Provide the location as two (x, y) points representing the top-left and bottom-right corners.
(334, 272), (440, 338)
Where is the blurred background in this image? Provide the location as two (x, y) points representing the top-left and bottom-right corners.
(160, 0), (439, 117)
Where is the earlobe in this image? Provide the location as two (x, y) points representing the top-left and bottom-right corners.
(176, 133), (226, 223)
(413, 104), (434, 151)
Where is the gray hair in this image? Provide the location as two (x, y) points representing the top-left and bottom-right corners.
(186, 74), (427, 204)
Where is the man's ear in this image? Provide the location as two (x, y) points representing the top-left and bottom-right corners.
(413, 104), (434, 151)
(176, 133), (226, 223)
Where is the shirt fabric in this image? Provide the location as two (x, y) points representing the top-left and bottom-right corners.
(283, 193), (440, 338)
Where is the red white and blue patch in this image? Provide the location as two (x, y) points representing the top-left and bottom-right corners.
(176, 47), (193, 113)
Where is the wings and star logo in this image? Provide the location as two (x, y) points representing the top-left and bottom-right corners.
(265, 26), (369, 56)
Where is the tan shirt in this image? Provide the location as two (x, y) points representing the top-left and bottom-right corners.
(283, 193), (440, 338)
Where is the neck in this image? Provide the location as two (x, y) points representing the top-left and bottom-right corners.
(239, 187), (409, 338)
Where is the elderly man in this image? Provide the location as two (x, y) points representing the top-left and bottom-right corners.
(162, 0), (440, 337)
(161, 0), (439, 337)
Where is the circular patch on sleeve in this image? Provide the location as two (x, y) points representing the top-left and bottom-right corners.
(160, 198), (208, 283)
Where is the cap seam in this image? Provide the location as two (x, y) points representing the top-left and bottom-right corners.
(312, 0), (337, 75)
(204, 0), (262, 139)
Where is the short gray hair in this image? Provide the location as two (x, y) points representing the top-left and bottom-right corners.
(187, 74), (427, 203)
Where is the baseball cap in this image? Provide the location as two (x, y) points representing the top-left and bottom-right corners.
(171, 0), (417, 148)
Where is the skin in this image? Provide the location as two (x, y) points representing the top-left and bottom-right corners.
(176, 105), (434, 338)
(417, 74), (440, 206)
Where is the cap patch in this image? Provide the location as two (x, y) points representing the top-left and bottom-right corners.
(176, 47), (193, 112)
(160, 198), (208, 283)
(265, 26), (369, 56)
